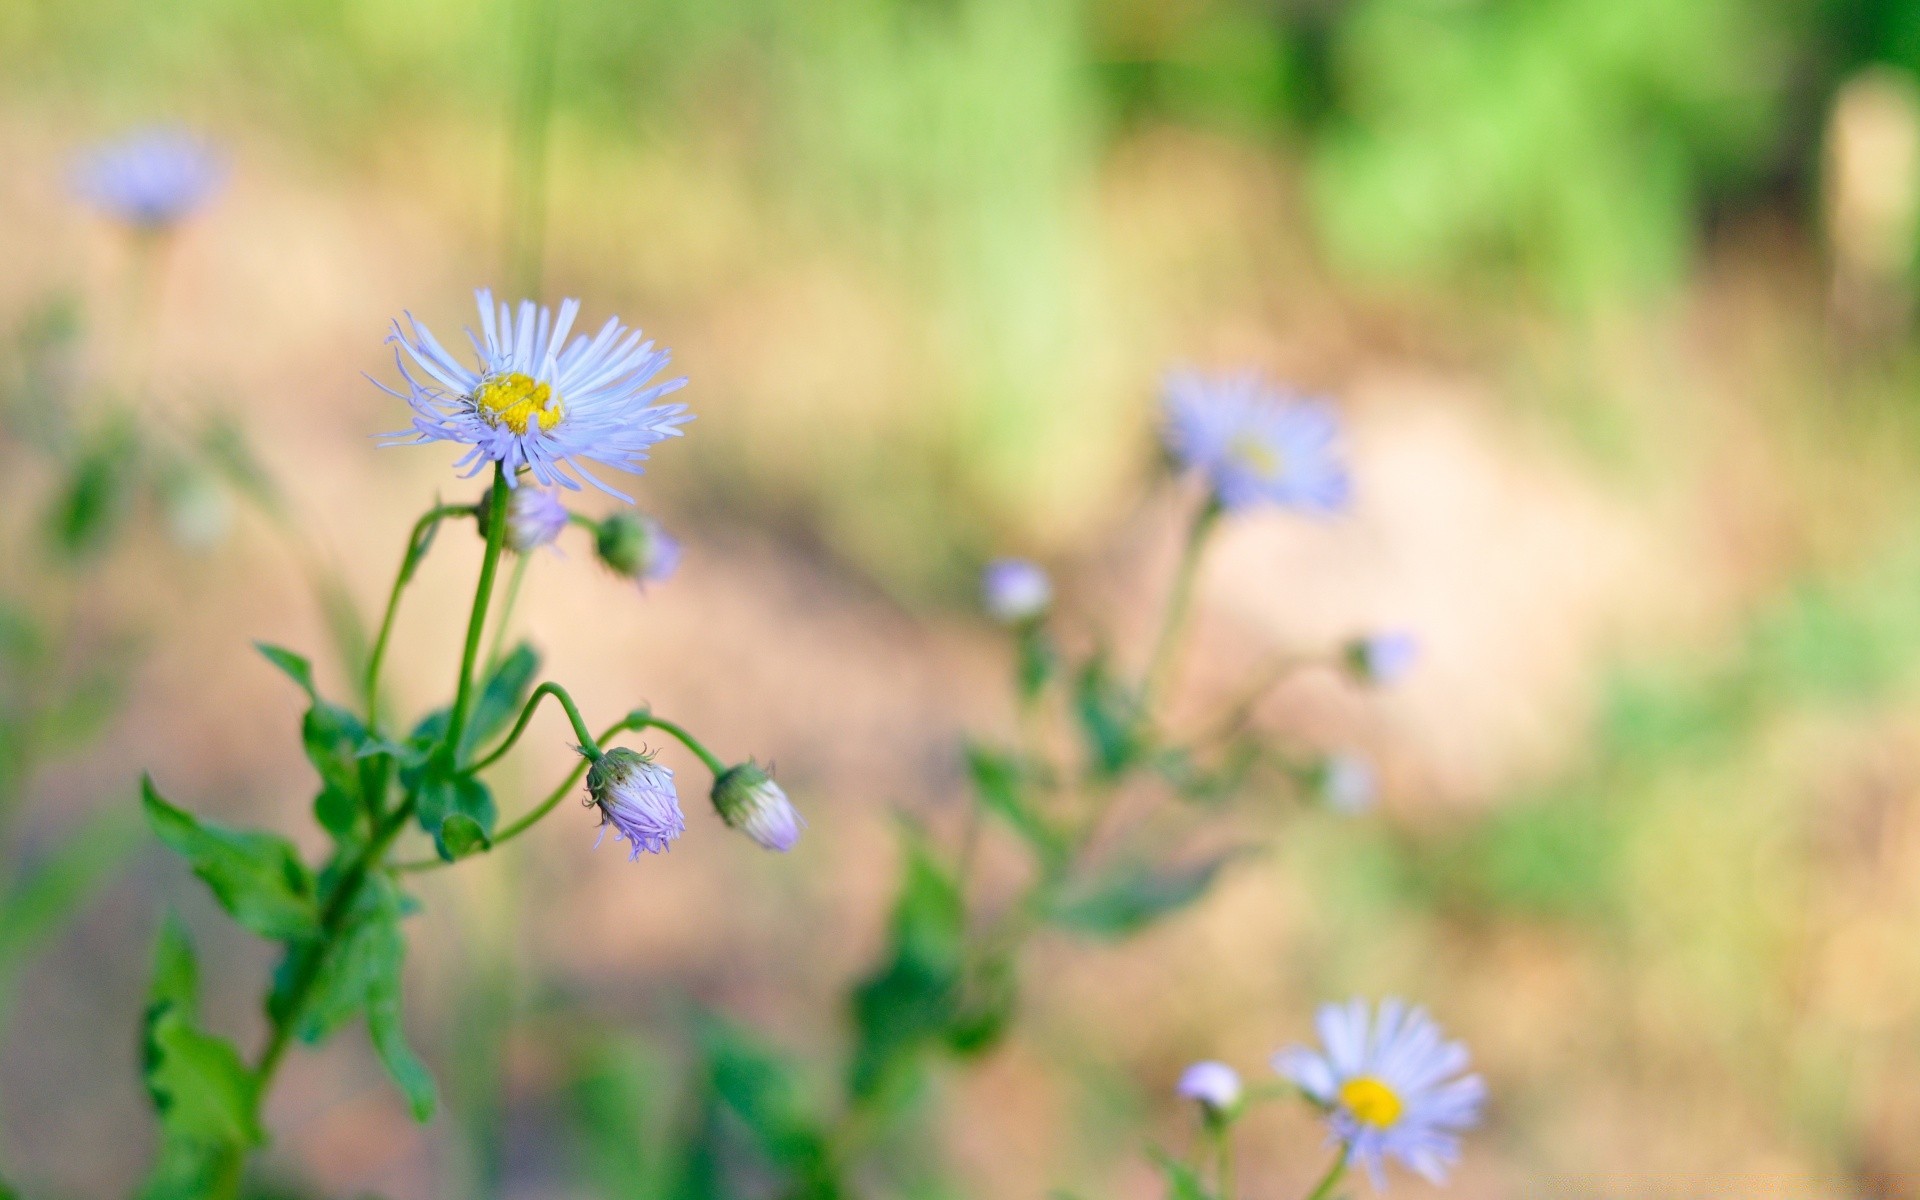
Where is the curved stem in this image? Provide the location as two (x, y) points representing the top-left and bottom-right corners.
(467, 681), (600, 774)
(365, 503), (473, 730)
(1141, 497), (1222, 711)
(446, 467), (511, 756)
(1302, 1150), (1348, 1200)
(630, 713), (727, 777)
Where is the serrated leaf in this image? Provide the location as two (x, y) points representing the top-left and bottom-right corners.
(462, 643), (539, 756)
(1046, 852), (1243, 940)
(254, 642), (317, 703)
(963, 743), (1065, 872)
(145, 1007), (263, 1147)
(143, 776), (320, 941)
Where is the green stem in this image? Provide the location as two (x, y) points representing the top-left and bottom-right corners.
(365, 503), (473, 730)
(1302, 1150), (1348, 1200)
(630, 714), (727, 776)
(446, 467), (511, 756)
(1214, 1122), (1235, 1200)
(484, 553), (532, 673)
(1141, 497), (1222, 710)
(467, 681), (600, 773)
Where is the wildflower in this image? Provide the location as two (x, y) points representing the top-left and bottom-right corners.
(1176, 1060), (1243, 1115)
(710, 762), (804, 852)
(380, 290), (689, 499)
(595, 511), (681, 587)
(1346, 631), (1419, 686)
(981, 558), (1051, 624)
(1317, 753), (1377, 816)
(1274, 999), (1485, 1190)
(584, 747), (684, 857)
(1161, 370), (1349, 514)
(72, 128), (225, 229)
(479, 483), (568, 553)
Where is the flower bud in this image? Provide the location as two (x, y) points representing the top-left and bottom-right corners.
(595, 511), (681, 586)
(1177, 1060), (1243, 1114)
(1316, 752), (1377, 816)
(478, 484), (568, 553)
(711, 761), (804, 852)
(1345, 631), (1418, 686)
(981, 558), (1051, 624)
(584, 747), (684, 857)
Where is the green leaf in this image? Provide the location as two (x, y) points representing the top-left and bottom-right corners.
(849, 832), (965, 1104)
(1046, 852), (1244, 940)
(1146, 1147), (1212, 1200)
(415, 767), (497, 862)
(254, 642), (316, 703)
(143, 776), (320, 941)
(303, 701), (369, 807)
(141, 920), (263, 1151)
(1016, 624), (1058, 701)
(963, 743), (1065, 872)
(367, 918), (437, 1122)
(46, 423), (139, 560)
(700, 1018), (836, 1192)
(462, 642), (540, 756)
(147, 914), (200, 1020)
(1075, 655), (1144, 778)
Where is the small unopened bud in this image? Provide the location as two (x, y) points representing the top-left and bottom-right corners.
(1316, 753), (1377, 816)
(595, 512), (681, 586)
(584, 747), (684, 857)
(1345, 631), (1418, 686)
(981, 558), (1051, 624)
(711, 761), (804, 852)
(1177, 1061), (1243, 1114)
(479, 484), (568, 553)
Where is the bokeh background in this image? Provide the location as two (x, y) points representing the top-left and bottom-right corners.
(6, 0), (1920, 1196)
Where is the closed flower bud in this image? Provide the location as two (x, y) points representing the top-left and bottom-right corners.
(1177, 1060), (1243, 1114)
(478, 483), (569, 553)
(1317, 753), (1377, 816)
(584, 747), (684, 857)
(981, 558), (1051, 624)
(711, 761), (804, 852)
(1345, 631), (1418, 686)
(595, 511), (681, 587)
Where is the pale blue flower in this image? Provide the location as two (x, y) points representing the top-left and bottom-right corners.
(1176, 1060), (1242, 1112)
(711, 762), (804, 852)
(981, 558), (1051, 623)
(1319, 753), (1377, 816)
(1274, 999), (1485, 1190)
(1162, 370), (1349, 513)
(73, 128), (225, 229)
(585, 748), (684, 857)
(1348, 632), (1419, 685)
(379, 290), (690, 500)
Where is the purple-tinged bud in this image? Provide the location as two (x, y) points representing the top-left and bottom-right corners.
(1345, 631), (1419, 686)
(711, 761), (804, 852)
(584, 747), (684, 857)
(595, 512), (681, 587)
(1317, 753), (1377, 816)
(1177, 1060), (1243, 1114)
(981, 558), (1051, 624)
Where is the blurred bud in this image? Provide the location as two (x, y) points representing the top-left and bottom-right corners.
(711, 761), (804, 852)
(159, 464), (232, 550)
(1177, 1060), (1243, 1115)
(981, 558), (1051, 624)
(1345, 630), (1418, 686)
(595, 512), (681, 587)
(1316, 753), (1377, 816)
(479, 484), (568, 553)
(585, 747), (683, 858)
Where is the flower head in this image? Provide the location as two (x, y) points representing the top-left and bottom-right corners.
(1317, 753), (1377, 816)
(584, 747), (684, 857)
(1161, 370), (1350, 514)
(711, 762), (804, 852)
(73, 128), (225, 229)
(1347, 631), (1419, 686)
(1274, 999), (1485, 1190)
(595, 511), (681, 587)
(1176, 1060), (1243, 1114)
(380, 290), (690, 499)
(981, 558), (1051, 624)
(480, 483), (569, 553)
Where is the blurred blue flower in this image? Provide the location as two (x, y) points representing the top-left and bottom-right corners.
(380, 289), (690, 500)
(981, 558), (1051, 623)
(1348, 631), (1419, 685)
(1176, 1060), (1243, 1113)
(1161, 370), (1350, 514)
(1318, 753), (1377, 815)
(73, 127), (225, 229)
(586, 747), (684, 858)
(712, 762), (804, 852)
(595, 511), (681, 588)
(1273, 999), (1485, 1190)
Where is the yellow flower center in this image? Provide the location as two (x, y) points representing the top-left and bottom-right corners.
(1228, 433), (1283, 478)
(473, 372), (563, 436)
(1337, 1076), (1404, 1129)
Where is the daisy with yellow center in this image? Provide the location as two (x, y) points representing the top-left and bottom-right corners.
(1274, 998), (1485, 1190)
(379, 289), (690, 501)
